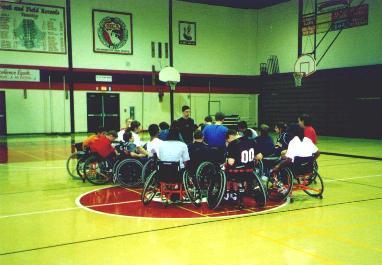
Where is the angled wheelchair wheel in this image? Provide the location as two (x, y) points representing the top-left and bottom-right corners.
(66, 152), (82, 180)
(141, 171), (159, 205)
(83, 155), (111, 185)
(115, 159), (143, 188)
(183, 170), (202, 208)
(207, 170), (226, 210)
(141, 158), (157, 184)
(76, 154), (89, 182)
(266, 168), (293, 201)
(196, 161), (216, 196)
(299, 171), (324, 198)
(252, 173), (267, 208)
(254, 159), (264, 177)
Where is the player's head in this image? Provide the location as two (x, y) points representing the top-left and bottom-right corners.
(243, 129), (253, 139)
(275, 122), (287, 134)
(287, 123), (304, 141)
(182, 105), (191, 118)
(259, 124), (270, 136)
(167, 121), (181, 141)
(159, 121), (170, 131)
(148, 124), (159, 138)
(130, 120), (141, 132)
(106, 130), (117, 141)
(298, 114), (312, 127)
(95, 127), (105, 136)
(237, 121), (248, 132)
(125, 118), (133, 128)
(123, 130), (134, 142)
(204, 116), (212, 123)
(226, 129), (237, 143)
(215, 112), (225, 122)
(193, 130), (204, 142)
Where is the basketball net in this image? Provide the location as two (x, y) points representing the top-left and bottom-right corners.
(168, 81), (177, 91)
(293, 72), (304, 87)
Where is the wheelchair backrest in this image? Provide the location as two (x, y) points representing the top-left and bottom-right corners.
(293, 156), (314, 176)
(157, 161), (181, 183)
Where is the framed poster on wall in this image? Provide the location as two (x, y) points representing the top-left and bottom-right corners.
(179, 21), (196, 45)
(0, 1), (66, 54)
(92, 9), (133, 55)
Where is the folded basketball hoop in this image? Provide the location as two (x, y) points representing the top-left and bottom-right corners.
(293, 54), (316, 87)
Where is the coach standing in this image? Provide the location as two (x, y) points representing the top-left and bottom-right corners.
(177, 105), (195, 145)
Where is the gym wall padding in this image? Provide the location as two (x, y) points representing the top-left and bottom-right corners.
(259, 64), (382, 139)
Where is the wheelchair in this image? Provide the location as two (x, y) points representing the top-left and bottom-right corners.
(66, 142), (90, 181)
(141, 156), (157, 184)
(256, 157), (293, 201)
(141, 161), (201, 207)
(83, 143), (144, 186)
(197, 161), (267, 210)
(288, 156), (324, 201)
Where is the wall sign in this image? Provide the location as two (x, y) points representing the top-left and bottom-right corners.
(302, 4), (368, 36)
(179, 21), (196, 45)
(0, 68), (40, 82)
(92, 9), (133, 55)
(0, 1), (66, 54)
(95, 75), (112, 82)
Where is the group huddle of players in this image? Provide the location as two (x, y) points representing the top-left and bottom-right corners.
(81, 105), (319, 178)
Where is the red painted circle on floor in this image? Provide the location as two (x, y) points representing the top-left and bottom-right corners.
(77, 186), (286, 218)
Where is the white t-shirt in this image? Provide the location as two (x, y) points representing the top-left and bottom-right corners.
(132, 131), (142, 147)
(285, 136), (318, 162)
(117, 129), (125, 142)
(146, 138), (163, 158)
(158, 140), (190, 169)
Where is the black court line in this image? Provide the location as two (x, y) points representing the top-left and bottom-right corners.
(321, 152), (382, 161)
(1, 196), (382, 257)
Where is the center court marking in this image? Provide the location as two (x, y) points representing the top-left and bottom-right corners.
(1, 173), (381, 220)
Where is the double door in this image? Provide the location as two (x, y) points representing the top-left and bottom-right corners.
(87, 93), (120, 133)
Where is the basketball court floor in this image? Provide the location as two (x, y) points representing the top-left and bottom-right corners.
(0, 135), (381, 265)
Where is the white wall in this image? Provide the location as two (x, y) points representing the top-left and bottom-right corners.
(256, 0), (382, 73)
(1, 89), (70, 134)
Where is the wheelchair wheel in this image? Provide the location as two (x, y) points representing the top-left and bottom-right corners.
(196, 161), (216, 196)
(299, 171), (324, 198)
(141, 171), (159, 205)
(252, 173), (267, 207)
(115, 159), (143, 188)
(76, 154), (88, 182)
(66, 152), (82, 180)
(183, 171), (202, 207)
(254, 159), (264, 177)
(83, 155), (111, 185)
(141, 158), (157, 184)
(207, 170), (226, 210)
(266, 168), (293, 201)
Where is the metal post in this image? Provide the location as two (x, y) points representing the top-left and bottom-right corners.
(298, 0), (304, 57)
(66, 0), (75, 134)
(169, 0), (174, 123)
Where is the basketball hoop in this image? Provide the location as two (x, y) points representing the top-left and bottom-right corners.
(293, 72), (304, 87)
(293, 54), (316, 88)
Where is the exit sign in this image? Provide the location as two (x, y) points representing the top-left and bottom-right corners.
(95, 75), (112, 82)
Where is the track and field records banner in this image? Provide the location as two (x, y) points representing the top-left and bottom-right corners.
(0, 1), (66, 54)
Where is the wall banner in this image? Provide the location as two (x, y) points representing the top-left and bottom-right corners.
(92, 9), (133, 55)
(0, 1), (66, 54)
(0, 68), (40, 82)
